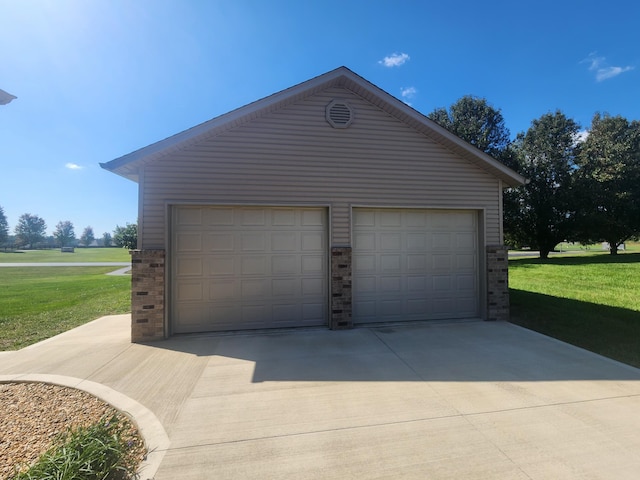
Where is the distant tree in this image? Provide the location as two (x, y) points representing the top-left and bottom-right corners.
(80, 226), (95, 247)
(14, 213), (47, 249)
(53, 220), (76, 247)
(504, 111), (580, 259)
(0, 205), (8, 246)
(102, 232), (112, 247)
(113, 222), (137, 249)
(428, 95), (513, 165)
(574, 114), (640, 254)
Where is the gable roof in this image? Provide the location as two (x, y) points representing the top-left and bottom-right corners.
(100, 66), (526, 188)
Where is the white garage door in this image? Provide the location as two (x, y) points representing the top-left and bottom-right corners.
(171, 206), (328, 333)
(353, 208), (478, 324)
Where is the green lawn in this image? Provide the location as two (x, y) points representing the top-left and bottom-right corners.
(509, 252), (640, 368)
(0, 267), (130, 350)
(0, 248), (130, 263)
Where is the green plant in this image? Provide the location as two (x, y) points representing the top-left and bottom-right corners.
(0, 267), (130, 350)
(509, 252), (640, 367)
(13, 413), (143, 480)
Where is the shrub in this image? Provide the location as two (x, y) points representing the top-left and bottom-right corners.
(13, 413), (143, 480)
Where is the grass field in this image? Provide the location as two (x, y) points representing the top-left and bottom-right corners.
(509, 252), (640, 368)
(0, 267), (130, 350)
(0, 248), (130, 263)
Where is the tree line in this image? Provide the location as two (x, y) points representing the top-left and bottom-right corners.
(0, 208), (137, 250)
(428, 97), (640, 258)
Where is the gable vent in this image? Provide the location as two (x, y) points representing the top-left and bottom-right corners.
(326, 100), (353, 128)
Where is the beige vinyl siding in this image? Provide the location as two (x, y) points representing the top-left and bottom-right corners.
(139, 86), (501, 249)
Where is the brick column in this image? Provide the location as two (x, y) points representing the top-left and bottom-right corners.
(130, 249), (165, 342)
(486, 245), (509, 321)
(330, 246), (352, 329)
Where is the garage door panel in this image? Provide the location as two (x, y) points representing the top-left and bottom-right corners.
(177, 208), (202, 226)
(176, 257), (203, 277)
(241, 233), (266, 251)
(407, 254), (427, 271)
(353, 254), (376, 273)
(241, 209), (266, 226)
(176, 282), (203, 302)
(353, 208), (478, 324)
(301, 232), (324, 251)
(207, 208), (234, 226)
(407, 298), (428, 314)
(302, 303), (325, 321)
(432, 254), (452, 270)
(380, 254), (401, 272)
(354, 276), (376, 294)
(457, 274), (476, 291)
(176, 233), (202, 252)
(272, 232), (297, 251)
(206, 233), (234, 252)
(272, 255), (297, 275)
(209, 279), (237, 300)
(209, 256), (235, 276)
(301, 255), (324, 274)
(432, 233), (452, 249)
(433, 275), (452, 291)
(302, 278), (324, 296)
(456, 253), (476, 270)
(353, 232), (375, 250)
(301, 209), (324, 226)
(272, 278), (299, 296)
(272, 209), (296, 226)
(407, 233), (427, 250)
(381, 233), (402, 250)
(240, 256), (268, 275)
(407, 276), (427, 291)
(379, 275), (402, 292)
(172, 206), (327, 333)
(456, 232), (476, 249)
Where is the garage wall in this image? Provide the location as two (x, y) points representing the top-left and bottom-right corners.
(138, 86), (501, 250)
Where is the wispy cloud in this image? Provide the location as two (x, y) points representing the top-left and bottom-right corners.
(65, 162), (83, 170)
(379, 52), (410, 67)
(400, 86), (417, 105)
(583, 53), (634, 82)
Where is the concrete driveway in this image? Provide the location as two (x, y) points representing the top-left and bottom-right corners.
(3, 315), (640, 479)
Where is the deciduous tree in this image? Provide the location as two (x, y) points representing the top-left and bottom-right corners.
(428, 95), (513, 164)
(80, 226), (95, 247)
(0, 205), (8, 246)
(113, 223), (137, 249)
(574, 113), (640, 254)
(14, 213), (47, 249)
(102, 232), (112, 247)
(53, 220), (75, 247)
(504, 111), (580, 259)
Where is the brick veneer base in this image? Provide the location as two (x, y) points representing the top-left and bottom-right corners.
(486, 245), (509, 321)
(331, 246), (352, 329)
(130, 249), (165, 342)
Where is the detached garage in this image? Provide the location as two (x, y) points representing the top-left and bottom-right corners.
(101, 66), (525, 342)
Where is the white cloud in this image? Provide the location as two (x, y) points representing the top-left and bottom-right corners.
(574, 130), (589, 145)
(596, 65), (634, 82)
(379, 52), (410, 67)
(400, 86), (417, 99)
(584, 52), (634, 82)
(65, 163), (83, 170)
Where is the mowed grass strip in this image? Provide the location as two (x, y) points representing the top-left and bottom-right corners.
(0, 267), (130, 351)
(509, 253), (640, 368)
(0, 248), (131, 263)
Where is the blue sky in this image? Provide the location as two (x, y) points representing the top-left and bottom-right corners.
(1, 0), (639, 238)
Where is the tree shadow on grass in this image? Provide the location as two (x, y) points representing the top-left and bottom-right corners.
(510, 288), (640, 369)
(510, 252), (640, 267)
